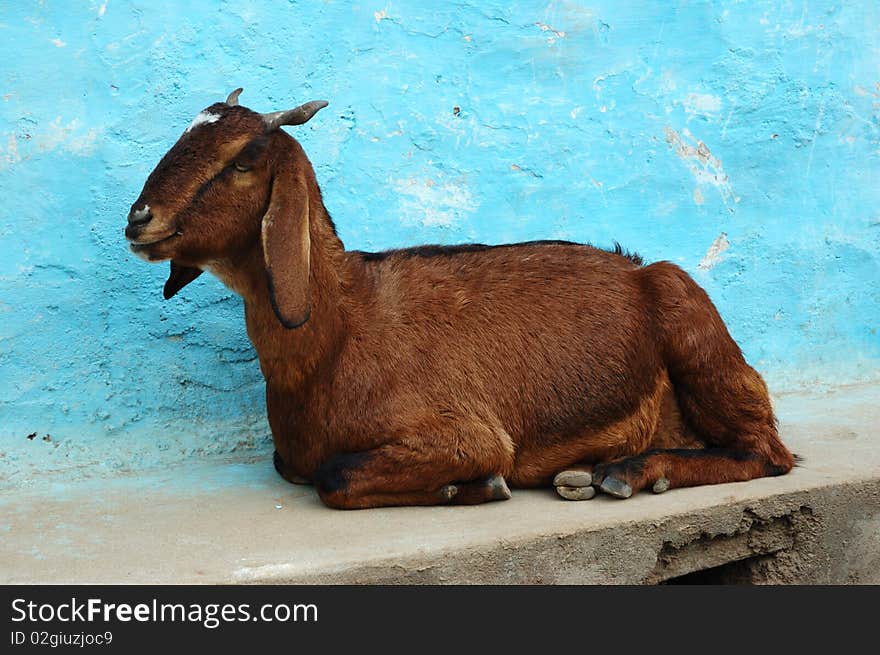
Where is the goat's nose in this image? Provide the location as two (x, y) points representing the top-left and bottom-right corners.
(128, 204), (153, 226)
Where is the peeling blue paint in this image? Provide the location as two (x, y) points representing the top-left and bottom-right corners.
(1, 1), (878, 481)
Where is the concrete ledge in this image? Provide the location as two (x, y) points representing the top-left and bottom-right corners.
(2, 383), (877, 584)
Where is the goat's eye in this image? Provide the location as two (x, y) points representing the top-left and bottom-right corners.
(234, 162), (251, 173)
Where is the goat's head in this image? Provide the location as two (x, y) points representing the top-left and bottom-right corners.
(125, 88), (328, 328)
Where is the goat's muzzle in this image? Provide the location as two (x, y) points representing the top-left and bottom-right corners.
(125, 202), (180, 261)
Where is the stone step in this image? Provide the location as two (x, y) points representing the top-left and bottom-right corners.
(2, 383), (877, 584)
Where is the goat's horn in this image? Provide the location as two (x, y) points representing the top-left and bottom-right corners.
(262, 100), (329, 131)
(226, 87), (243, 105)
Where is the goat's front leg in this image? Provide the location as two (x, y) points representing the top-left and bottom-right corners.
(313, 433), (514, 509)
(553, 464), (596, 501)
(273, 450), (311, 485)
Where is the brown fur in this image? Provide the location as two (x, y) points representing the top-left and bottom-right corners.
(125, 97), (795, 509)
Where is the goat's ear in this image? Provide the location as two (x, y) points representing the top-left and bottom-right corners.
(164, 261), (203, 300)
(261, 158), (311, 329)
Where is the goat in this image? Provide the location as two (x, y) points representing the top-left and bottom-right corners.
(125, 89), (795, 509)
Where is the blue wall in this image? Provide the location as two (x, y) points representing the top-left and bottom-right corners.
(1, 1), (878, 483)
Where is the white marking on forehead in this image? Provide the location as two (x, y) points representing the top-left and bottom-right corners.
(185, 110), (221, 133)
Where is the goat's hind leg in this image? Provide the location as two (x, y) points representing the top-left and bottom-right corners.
(591, 447), (785, 499)
(590, 261), (798, 500)
(652, 261), (795, 477)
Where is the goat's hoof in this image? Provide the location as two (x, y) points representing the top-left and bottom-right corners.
(652, 477), (670, 494)
(486, 475), (512, 501)
(598, 476), (633, 499)
(556, 485), (596, 501)
(553, 469), (592, 488)
(439, 484), (458, 501)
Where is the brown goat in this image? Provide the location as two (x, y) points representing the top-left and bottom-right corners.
(125, 89), (795, 509)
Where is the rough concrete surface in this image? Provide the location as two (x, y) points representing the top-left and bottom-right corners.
(1, 383), (877, 584)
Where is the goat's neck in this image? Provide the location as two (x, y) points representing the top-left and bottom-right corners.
(211, 206), (348, 392)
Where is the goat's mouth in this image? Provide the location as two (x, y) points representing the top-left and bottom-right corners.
(128, 231), (180, 261)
